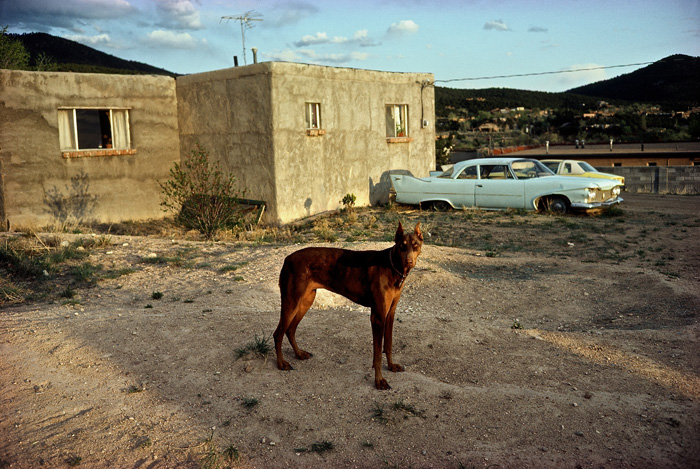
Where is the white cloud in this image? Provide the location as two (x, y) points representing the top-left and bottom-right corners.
(155, 0), (202, 30)
(528, 26), (548, 33)
(294, 32), (331, 47)
(483, 20), (511, 32)
(63, 33), (112, 45)
(147, 30), (202, 49)
(387, 20), (419, 37)
(293, 30), (379, 48)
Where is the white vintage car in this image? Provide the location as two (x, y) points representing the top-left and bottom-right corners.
(390, 157), (623, 214)
(541, 159), (625, 186)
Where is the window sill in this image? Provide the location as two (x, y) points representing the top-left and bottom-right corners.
(62, 149), (137, 159)
(306, 129), (326, 137)
(386, 137), (413, 143)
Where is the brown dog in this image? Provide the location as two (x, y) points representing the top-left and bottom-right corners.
(274, 222), (423, 390)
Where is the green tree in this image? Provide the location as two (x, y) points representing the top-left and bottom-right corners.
(0, 27), (30, 69)
(160, 144), (246, 239)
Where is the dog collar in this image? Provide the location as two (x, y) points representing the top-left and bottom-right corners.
(389, 247), (408, 288)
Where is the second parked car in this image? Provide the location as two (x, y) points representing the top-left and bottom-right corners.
(540, 159), (625, 186)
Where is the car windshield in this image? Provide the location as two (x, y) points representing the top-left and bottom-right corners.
(578, 161), (598, 172)
(511, 160), (554, 179)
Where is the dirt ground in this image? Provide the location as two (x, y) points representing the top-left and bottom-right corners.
(1, 193), (699, 468)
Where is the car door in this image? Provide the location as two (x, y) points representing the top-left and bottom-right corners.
(474, 164), (526, 209)
(442, 164), (477, 207)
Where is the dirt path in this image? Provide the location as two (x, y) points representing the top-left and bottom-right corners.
(1, 193), (699, 468)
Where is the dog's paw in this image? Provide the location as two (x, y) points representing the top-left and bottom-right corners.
(388, 363), (405, 373)
(375, 378), (391, 390)
(295, 350), (313, 360)
(277, 361), (294, 371)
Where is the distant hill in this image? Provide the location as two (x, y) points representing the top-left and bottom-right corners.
(435, 55), (699, 116)
(9, 32), (175, 76)
(568, 54), (700, 109)
(435, 87), (606, 117)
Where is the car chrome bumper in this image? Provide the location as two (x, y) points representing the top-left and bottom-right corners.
(570, 197), (623, 209)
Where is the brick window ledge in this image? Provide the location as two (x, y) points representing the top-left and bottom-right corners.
(62, 149), (137, 159)
(386, 137), (413, 143)
(306, 129), (326, 137)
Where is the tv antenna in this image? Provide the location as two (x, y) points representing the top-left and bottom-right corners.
(221, 10), (263, 65)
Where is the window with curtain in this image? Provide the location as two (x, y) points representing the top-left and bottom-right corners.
(385, 104), (408, 138)
(305, 102), (321, 129)
(58, 108), (131, 151)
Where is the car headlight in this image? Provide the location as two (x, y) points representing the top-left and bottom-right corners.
(612, 186), (621, 197)
(585, 187), (597, 202)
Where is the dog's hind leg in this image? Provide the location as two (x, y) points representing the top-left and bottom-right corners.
(274, 298), (296, 370)
(286, 289), (316, 360)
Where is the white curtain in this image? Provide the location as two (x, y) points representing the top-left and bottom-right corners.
(58, 109), (75, 150)
(111, 110), (131, 149)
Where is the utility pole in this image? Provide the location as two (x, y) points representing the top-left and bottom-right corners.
(221, 11), (263, 65)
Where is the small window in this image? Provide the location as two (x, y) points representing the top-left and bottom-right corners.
(386, 104), (408, 138)
(480, 164), (513, 180)
(647, 162), (657, 167)
(58, 108), (131, 151)
(457, 166), (478, 179)
(613, 162), (622, 167)
(305, 103), (321, 129)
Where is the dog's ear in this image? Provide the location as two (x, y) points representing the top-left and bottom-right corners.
(394, 221), (405, 243)
(414, 222), (423, 241)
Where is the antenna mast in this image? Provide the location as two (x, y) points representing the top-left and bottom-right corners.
(221, 10), (263, 65)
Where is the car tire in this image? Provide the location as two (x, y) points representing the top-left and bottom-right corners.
(547, 196), (568, 214)
(431, 201), (452, 212)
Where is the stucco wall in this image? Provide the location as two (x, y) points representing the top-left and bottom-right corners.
(270, 63), (435, 222)
(176, 64), (275, 213)
(0, 70), (179, 229)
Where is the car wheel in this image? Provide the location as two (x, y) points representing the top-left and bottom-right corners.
(547, 196), (568, 214)
(431, 201), (452, 212)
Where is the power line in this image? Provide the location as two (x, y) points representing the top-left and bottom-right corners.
(435, 61), (656, 84)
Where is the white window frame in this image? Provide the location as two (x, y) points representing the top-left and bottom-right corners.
(386, 104), (409, 138)
(305, 102), (321, 130)
(58, 107), (132, 151)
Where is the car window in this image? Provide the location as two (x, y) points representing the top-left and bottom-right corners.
(570, 162), (586, 174)
(438, 167), (454, 178)
(543, 162), (558, 172)
(457, 165), (478, 179)
(512, 160), (553, 178)
(563, 163), (572, 174)
(479, 164), (512, 180)
(579, 161), (597, 172)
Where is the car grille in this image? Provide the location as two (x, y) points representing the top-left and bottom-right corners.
(596, 189), (617, 202)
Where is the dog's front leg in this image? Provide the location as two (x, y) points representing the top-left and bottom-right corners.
(383, 298), (404, 373)
(370, 311), (390, 390)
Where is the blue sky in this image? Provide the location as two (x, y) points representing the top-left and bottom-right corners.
(2, 0), (699, 92)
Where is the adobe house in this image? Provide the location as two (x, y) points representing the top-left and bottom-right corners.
(177, 62), (435, 224)
(0, 69), (180, 229)
(1, 63), (435, 228)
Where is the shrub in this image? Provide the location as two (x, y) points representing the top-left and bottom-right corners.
(160, 144), (245, 239)
(341, 193), (356, 211)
